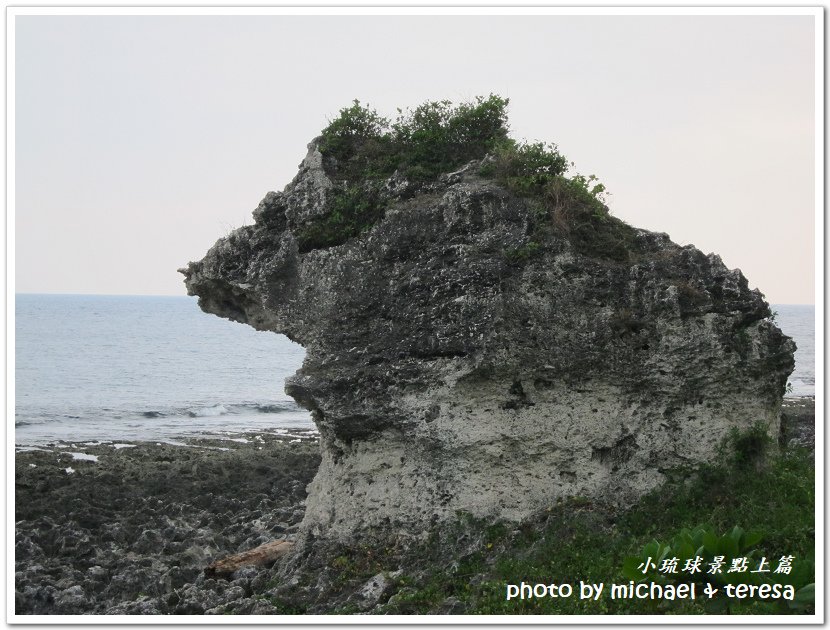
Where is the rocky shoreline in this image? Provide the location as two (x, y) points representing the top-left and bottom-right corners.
(15, 430), (320, 615)
(780, 396), (816, 452)
(15, 397), (814, 615)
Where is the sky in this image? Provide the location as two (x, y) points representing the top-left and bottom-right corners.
(13, 12), (817, 304)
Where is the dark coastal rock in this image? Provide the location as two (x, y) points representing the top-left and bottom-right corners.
(14, 435), (320, 615)
(182, 135), (794, 543)
(780, 397), (816, 451)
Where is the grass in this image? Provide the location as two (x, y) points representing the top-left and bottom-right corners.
(481, 143), (639, 264)
(262, 596), (308, 615)
(314, 429), (814, 615)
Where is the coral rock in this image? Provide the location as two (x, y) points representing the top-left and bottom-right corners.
(181, 139), (794, 541)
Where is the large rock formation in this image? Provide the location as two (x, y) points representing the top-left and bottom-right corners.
(181, 134), (794, 542)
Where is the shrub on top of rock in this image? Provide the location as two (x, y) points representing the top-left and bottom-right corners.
(319, 95), (509, 182)
(303, 95), (632, 261)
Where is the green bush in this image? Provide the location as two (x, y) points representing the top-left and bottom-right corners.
(319, 95), (509, 183)
(391, 97), (509, 181)
(296, 182), (385, 253)
(304, 96), (633, 260)
(300, 96), (510, 251)
(318, 100), (390, 169)
(479, 139), (636, 263)
(479, 140), (569, 196)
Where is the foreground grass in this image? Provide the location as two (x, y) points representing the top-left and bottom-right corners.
(333, 436), (814, 615)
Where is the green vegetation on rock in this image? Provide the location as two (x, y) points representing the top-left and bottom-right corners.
(621, 524), (814, 614)
(481, 140), (638, 263)
(319, 96), (509, 182)
(295, 182), (386, 254)
(297, 95), (636, 261)
(298, 96), (509, 252)
(304, 429), (814, 615)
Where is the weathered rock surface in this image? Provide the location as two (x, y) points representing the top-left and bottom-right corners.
(14, 434), (320, 614)
(780, 397), (816, 452)
(181, 140), (795, 542)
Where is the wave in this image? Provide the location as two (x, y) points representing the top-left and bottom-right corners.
(253, 402), (300, 414)
(17, 401), (308, 429)
(186, 404), (228, 418)
(182, 402), (303, 417)
(179, 402), (302, 416)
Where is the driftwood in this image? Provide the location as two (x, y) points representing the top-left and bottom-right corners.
(205, 540), (293, 578)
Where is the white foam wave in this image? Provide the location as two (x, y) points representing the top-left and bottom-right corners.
(187, 405), (228, 418)
(68, 452), (99, 462)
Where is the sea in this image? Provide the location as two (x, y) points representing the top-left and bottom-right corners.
(13, 295), (816, 447)
(14, 294), (311, 446)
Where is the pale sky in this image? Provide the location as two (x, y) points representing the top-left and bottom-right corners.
(14, 13), (817, 304)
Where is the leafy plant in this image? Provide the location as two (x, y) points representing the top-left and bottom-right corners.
(622, 525), (763, 584)
(623, 525), (814, 613)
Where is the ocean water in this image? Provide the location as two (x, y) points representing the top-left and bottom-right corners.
(14, 296), (815, 446)
(14, 295), (311, 446)
(774, 304), (815, 398)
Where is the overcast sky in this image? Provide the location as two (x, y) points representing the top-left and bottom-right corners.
(14, 12), (817, 304)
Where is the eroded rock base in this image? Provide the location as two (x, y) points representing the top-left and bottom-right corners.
(302, 377), (782, 539)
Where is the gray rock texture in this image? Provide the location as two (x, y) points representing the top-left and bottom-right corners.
(780, 397), (815, 451)
(14, 434), (320, 614)
(181, 140), (795, 541)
